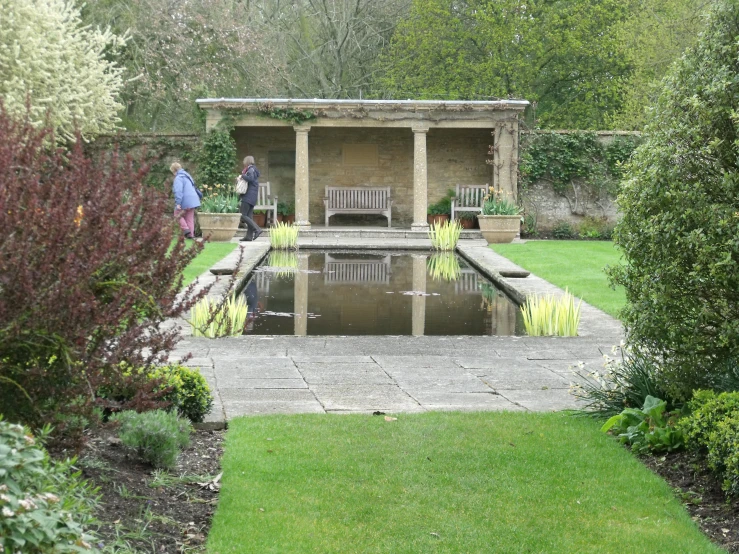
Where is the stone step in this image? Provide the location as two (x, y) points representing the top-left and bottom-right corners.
(235, 227), (484, 240)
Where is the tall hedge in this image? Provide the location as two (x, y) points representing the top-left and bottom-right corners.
(610, 0), (739, 399)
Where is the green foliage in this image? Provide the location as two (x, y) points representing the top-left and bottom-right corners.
(0, 419), (100, 553)
(481, 189), (521, 216)
(521, 290), (581, 337)
(520, 132), (640, 202)
(571, 351), (677, 422)
(552, 221), (576, 239)
(578, 216), (614, 240)
(571, 347), (676, 418)
(111, 410), (191, 469)
(269, 222), (299, 250)
(199, 192), (240, 213)
(426, 252), (461, 281)
(428, 220), (462, 251)
(190, 296), (249, 338)
(456, 211), (476, 221)
(378, 0), (631, 128)
(679, 390), (739, 452)
(277, 201), (294, 216)
(198, 130), (237, 186)
(427, 195), (452, 216)
(679, 390), (739, 496)
(154, 365), (213, 424)
(601, 396), (684, 455)
(257, 104), (316, 125)
(609, 0), (739, 400)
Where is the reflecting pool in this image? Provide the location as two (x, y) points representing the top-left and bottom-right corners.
(239, 250), (524, 336)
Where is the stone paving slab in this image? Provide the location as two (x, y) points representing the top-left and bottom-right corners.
(312, 384), (422, 412)
(172, 236), (624, 427)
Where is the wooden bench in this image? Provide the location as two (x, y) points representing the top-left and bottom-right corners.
(323, 254), (391, 285)
(451, 184), (488, 220)
(323, 186), (393, 227)
(254, 181), (277, 226)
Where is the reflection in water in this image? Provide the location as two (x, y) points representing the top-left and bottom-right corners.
(242, 251), (523, 336)
(427, 252), (461, 282)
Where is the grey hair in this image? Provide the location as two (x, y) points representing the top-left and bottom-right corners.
(170, 162), (182, 173)
(243, 155), (255, 166)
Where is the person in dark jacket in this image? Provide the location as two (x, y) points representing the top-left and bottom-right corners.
(239, 156), (262, 241)
(170, 162), (201, 239)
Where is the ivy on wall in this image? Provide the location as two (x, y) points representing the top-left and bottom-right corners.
(198, 129), (237, 186)
(519, 131), (641, 212)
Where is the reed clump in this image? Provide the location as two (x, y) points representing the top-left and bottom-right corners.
(521, 289), (582, 336)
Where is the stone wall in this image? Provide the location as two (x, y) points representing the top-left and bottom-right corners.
(233, 126), (492, 225)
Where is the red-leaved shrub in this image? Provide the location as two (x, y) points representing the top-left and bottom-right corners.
(0, 106), (205, 439)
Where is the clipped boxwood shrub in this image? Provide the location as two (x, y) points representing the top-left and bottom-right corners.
(101, 363), (214, 424)
(679, 390), (739, 496)
(609, 0), (739, 399)
(0, 419), (99, 553)
(111, 410), (191, 469)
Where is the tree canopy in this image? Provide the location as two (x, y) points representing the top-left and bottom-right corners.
(376, 0), (632, 129)
(0, 0), (125, 139)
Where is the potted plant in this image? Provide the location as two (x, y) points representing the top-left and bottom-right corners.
(456, 211), (476, 229)
(252, 209), (267, 228)
(277, 201), (295, 224)
(197, 186), (241, 241)
(427, 190), (453, 225)
(477, 186), (522, 243)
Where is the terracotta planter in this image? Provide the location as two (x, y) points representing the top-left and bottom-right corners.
(477, 215), (521, 243)
(197, 212), (241, 241)
(458, 218), (475, 229)
(282, 214), (295, 225)
(253, 213), (267, 228)
(427, 214), (450, 226)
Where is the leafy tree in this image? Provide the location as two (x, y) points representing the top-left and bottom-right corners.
(0, 0), (125, 140)
(610, 0), (739, 399)
(81, 0), (272, 132)
(609, 0), (711, 129)
(377, 0), (631, 129)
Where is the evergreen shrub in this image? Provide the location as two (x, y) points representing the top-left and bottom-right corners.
(111, 410), (191, 469)
(609, 0), (739, 399)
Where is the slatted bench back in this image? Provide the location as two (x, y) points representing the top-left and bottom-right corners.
(324, 255), (391, 284)
(325, 187), (390, 210)
(254, 182), (277, 224)
(451, 184), (488, 219)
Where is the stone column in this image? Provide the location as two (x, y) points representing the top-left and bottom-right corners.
(411, 254), (427, 336)
(294, 126), (311, 229)
(493, 119), (519, 201)
(293, 252), (310, 336)
(411, 125), (430, 231)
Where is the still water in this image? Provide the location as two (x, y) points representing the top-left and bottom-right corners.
(239, 250), (524, 336)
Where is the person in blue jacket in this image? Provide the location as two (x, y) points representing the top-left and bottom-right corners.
(239, 156), (263, 241)
(170, 162), (201, 239)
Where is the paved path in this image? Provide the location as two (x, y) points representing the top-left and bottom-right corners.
(172, 237), (623, 427)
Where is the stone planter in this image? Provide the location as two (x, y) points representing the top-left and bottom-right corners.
(477, 214), (521, 243)
(197, 212), (241, 241)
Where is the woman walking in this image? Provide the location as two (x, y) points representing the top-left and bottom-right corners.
(239, 156), (262, 241)
(170, 162), (200, 239)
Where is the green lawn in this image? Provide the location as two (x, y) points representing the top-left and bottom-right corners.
(181, 242), (238, 286)
(207, 412), (720, 554)
(491, 240), (626, 318)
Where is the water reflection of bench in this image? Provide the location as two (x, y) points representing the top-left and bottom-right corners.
(253, 270), (271, 296)
(455, 269), (481, 294)
(324, 254), (391, 285)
